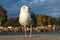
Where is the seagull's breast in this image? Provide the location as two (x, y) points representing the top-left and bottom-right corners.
(19, 12), (31, 26)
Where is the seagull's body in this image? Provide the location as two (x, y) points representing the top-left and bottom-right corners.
(19, 5), (37, 38)
(19, 10), (31, 26)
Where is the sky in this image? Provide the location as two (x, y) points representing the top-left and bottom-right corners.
(0, 0), (60, 18)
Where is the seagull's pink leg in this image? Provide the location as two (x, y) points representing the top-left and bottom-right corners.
(24, 25), (27, 38)
(30, 25), (32, 38)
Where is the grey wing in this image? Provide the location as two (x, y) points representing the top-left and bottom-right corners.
(31, 12), (37, 27)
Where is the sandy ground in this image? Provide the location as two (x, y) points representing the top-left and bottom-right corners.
(0, 34), (60, 40)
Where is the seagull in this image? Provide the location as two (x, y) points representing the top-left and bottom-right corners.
(19, 5), (37, 38)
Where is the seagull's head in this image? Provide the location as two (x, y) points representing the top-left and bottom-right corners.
(21, 5), (31, 12)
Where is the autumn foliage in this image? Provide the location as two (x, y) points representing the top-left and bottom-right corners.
(0, 6), (60, 27)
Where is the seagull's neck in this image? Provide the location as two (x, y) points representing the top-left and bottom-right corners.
(19, 10), (31, 20)
(20, 10), (29, 15)
(19, 10), (31, 18)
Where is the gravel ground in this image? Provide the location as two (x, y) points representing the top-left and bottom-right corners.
(0, 34), (60, 40)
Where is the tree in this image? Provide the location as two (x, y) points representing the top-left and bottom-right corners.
(47, 16), (53, 25)
(42, 15), (48, 26)
(0, 6), (7, 26)
(4, 17), (21, 27)
(56, 17), (60, 25)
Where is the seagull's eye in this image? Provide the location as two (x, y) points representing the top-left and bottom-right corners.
(23, 7), (25, 9)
